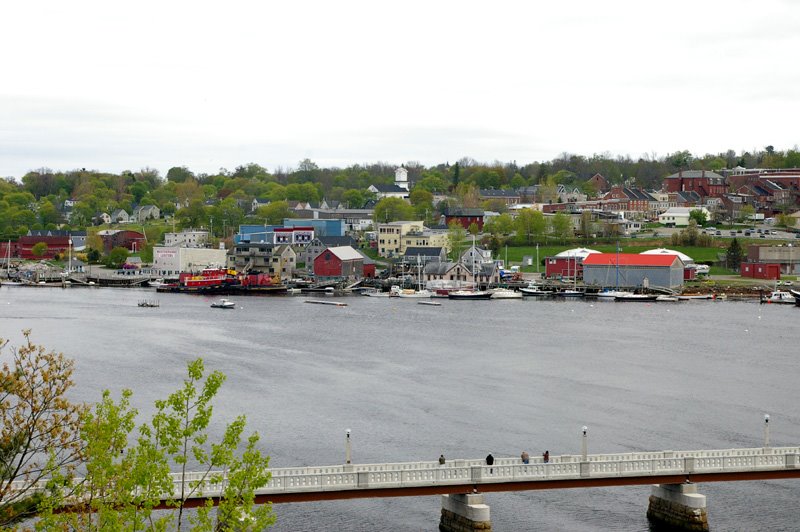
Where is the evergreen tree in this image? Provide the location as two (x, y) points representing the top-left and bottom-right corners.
(726, 237), (743, 272)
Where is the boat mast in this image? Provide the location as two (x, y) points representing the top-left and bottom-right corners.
(472, 234), (477, 290)
(417, 254), (422, 292)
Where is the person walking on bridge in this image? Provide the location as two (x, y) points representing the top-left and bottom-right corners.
(486, 453), (494, 473)
(521, 451), (529, 464)
(439, 454), (446, 465)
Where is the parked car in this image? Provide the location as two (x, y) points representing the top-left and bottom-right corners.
(760, 234), (766, 238)
(784, 281), (793, 286)
(771, 230), (777, 235)
(715, 230), (722, 236)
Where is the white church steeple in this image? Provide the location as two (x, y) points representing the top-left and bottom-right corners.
(395, 166), (408, 191)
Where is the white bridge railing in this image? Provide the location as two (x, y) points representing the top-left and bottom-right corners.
(11, 446), (800, 501)
(184, 446), (800, 499)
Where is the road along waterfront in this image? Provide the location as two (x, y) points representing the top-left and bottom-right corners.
(1, 285), (798, 531)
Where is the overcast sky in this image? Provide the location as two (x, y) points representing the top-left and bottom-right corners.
(1, 0), (799, 179)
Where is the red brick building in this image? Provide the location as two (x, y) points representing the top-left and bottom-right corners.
(587, 173), (609, 195)
(663, 170), (726, 198)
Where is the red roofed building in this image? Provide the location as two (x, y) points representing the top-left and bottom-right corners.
(582, 253), (685, 288)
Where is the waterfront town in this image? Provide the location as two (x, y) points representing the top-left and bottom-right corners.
(2, 165), (800, 304)
(4, 1), (800, 529)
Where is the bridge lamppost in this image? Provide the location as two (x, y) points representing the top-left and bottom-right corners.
(764, 414), (770, 448)
(345, 429), (352, 464)
(581, 426), (588, 461)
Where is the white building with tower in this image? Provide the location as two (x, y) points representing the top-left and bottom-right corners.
(368, 166), (411, 200)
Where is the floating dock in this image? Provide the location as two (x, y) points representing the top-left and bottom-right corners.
(304, 300), (347, 307)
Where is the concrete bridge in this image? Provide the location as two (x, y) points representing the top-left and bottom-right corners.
(164, 445), (800, 531)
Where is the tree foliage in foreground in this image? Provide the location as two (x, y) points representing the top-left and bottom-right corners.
(0, 331), (86, 528)
(37, 357), (275, 531)
(0, 329), (274, 531)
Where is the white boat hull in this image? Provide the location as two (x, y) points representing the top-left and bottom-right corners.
(490, 289), (522, 299)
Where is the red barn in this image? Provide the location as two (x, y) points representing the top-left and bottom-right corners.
(740, 262), (781, 280)
(18, 235), (70, 259)
(0, 240), (20, 260)
(444, 208), (484, 231)
(98, 230), (146, 253)
(313, 246), (364, 280)
(545, 256), (582, 279)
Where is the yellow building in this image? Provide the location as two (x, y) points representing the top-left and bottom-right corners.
(377, 221), (422, 257)
(400, 230), (449, 255)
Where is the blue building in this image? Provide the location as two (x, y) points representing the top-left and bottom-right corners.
(282, 218), (345, 237)
(235, 225), (279, 244)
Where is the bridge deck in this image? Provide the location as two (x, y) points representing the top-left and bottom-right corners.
(12, 446), (800, 507)
(175, 446), (800, 505)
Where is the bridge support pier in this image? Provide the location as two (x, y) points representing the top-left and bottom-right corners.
(439, 493), (491, 532)
(646, 483), (708, 531)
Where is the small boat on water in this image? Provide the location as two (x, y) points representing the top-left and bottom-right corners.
(790, 289), (800, 306)
(447, 289), (492, 300)
(418, 300), (442, 306)
(396, 288), (434, 298)
(677, 294), (716, 300)
(596, 289), (633, 299)
(520, 284), (554, 296)
(210, 298), (236, 309)
(615, 293), (659, 302)
(655, 295), (679, 302)
(490, 288), (522, 299)
(554, 289), (584, 298)
(147, 278), (175, 289)
(138, 300), (160, 308)
(301, 285), (337, 294)
(761, 290), (795, 305)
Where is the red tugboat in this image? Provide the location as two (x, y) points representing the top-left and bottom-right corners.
(156, 268), (239, 293)
(234, 272), (288, 294)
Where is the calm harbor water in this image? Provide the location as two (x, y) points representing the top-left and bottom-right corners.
(1, 285), (798, 531)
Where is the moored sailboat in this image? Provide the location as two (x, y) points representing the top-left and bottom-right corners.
(448, 235), (492, 300)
